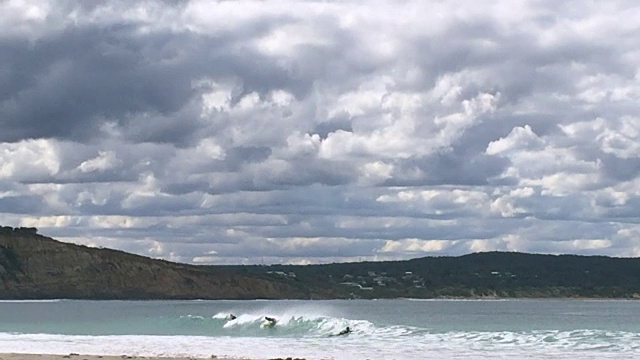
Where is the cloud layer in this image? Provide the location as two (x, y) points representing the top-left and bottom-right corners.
(2, 0), (640, 264)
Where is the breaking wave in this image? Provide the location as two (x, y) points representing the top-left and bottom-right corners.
(172, 311), (640, 352)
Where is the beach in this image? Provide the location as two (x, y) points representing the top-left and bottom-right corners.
(0, 355), (287, 360)
(0, 356), (213, 360)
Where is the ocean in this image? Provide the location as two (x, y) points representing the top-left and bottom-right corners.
(1, 299), (639, 359)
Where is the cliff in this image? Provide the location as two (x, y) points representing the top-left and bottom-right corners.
(0, 227), (316, 300)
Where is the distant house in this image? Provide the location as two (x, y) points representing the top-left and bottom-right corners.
(267, 271), (296, 279)
(340, 282), (373, 290)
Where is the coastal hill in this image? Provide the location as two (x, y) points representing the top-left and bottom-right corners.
(0, 226), (322, 299)
(232, 251), (640, 299)
(2, 226), (640, 299)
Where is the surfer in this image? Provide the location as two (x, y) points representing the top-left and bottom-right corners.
(336, 326), (352, 336)
(264, 316), (277, 327)
(229, 314), (237, 320)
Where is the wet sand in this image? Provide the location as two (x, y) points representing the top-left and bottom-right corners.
(0, 355), (307, 360)
(0, 355), (254, 360)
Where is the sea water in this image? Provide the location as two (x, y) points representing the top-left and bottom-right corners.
(1, 299), (640, 359)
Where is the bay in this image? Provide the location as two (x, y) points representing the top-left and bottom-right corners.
(1, 299), (639, 359)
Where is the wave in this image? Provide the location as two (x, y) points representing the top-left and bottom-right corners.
(172, 312), (640, 352)
(181, 312), (367, 338)
(1, 329), (639, 360)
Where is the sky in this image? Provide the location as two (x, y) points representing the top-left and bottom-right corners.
(1, 0), (640, 265)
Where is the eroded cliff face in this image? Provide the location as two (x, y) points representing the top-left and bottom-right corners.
(0, 230), (310, 299)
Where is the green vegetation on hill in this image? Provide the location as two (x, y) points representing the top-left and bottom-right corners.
(2, 226), (640, 299)
(0, 227), (324, 300)
(223, 252), (640, 299)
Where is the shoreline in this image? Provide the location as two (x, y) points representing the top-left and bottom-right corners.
(1, 296), (639, 301)
(0, 355), (268, 360)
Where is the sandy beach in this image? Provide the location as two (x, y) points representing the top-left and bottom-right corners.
(0, 356), (216, 360)
(0, 355), (305, 360)
(0, 355), (311, 360)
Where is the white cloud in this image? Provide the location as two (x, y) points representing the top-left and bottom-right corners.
(255, 22), (333, 57)
(0, 139), (60, 180)
(379, 239), (454, 253)
(560, 117), (640, 159)
(78, 151), (120, 173)
(284, 132), (321, 158)
(2, 0), (640, 264)
(121, 173), (167, 209)
(490, 187), (535, 217)
(20, 215), (74, 228)
(486, 125), (543, 156)
(377, 188), (490, 212)
(0, 0), (56, 39)
(359, 161), (393, 185)
(530, 172), (600, 196)
(193, 138), (226, 160)
(567, 239), (612, 251)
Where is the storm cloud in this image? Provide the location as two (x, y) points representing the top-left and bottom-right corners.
(2, 0), (640, 264)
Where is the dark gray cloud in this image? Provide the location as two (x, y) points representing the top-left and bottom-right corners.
(2, 0), (640, 264)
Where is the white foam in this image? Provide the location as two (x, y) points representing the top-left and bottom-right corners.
(3, 300), (640, 359)
(1, 331), (638, 360)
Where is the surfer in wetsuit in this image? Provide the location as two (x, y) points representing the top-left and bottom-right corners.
(229, 314), (237, 320)
(264, 316), (277, 327)
(336, 326), (351, 336)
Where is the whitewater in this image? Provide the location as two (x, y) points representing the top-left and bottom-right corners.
(1, 299), (639, 359)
